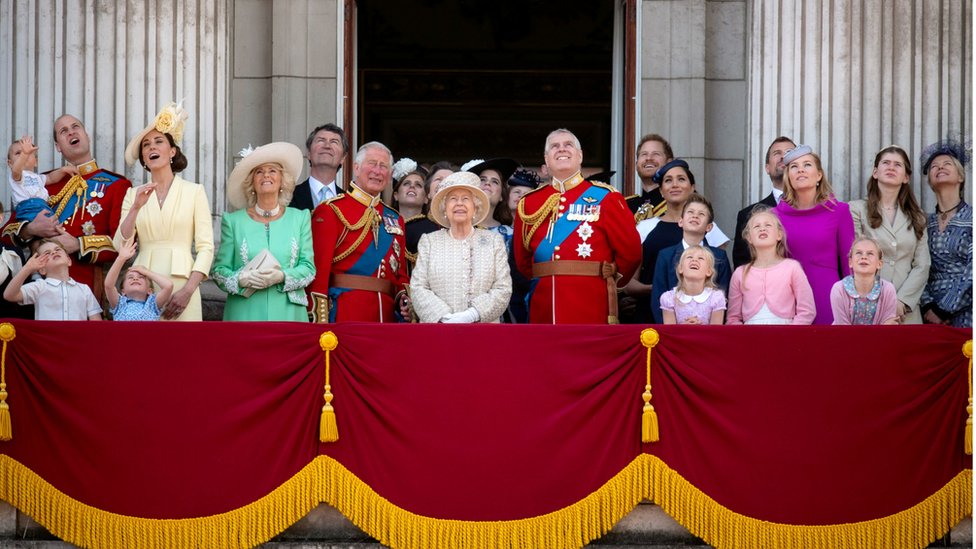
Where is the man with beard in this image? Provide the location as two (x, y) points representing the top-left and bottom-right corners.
(292, 123), (347, 210)
(731, 136), (796, 267)
(626, 134), (674, 222)
(2, 115), (131, 301)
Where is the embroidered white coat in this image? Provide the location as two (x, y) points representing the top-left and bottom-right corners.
(410, 228), (512, 323)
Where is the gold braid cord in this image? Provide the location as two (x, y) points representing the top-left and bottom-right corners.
(319, 332), (339, 442)
(47, 175), (88, 219)
(518, 193), (560, 249)
(640, 328), (660, 443)
(964, 340), (972, 455)
(330, 203), (380, 264)
(0, 323), (16, 441)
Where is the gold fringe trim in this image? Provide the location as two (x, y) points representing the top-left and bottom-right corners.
(0, 453), (969, 549)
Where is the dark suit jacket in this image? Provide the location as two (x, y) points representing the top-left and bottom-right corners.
(732, 192), (778, 268)
(292, 179), (343, 211)
(651, 242), (732, 324)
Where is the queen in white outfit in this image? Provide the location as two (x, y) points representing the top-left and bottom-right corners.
(410, 171), (512, 323)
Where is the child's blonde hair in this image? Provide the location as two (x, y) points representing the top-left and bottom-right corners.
(675, 245), (718, 294)
(848, 236), (885, 280)
(742, 207), (790, 289)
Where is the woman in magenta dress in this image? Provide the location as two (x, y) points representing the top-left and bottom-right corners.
(774, 144), (856, 324)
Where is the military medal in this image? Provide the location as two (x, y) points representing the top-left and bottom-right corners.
(82, 221), (96, 236)
(85, 201), (103, 217)
(383, 214), (403, 235)
(576, 221), (593, 242)
(576, 242), (593, 258)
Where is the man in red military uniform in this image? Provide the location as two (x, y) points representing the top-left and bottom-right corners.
(2, 114), (131, 301)
(308, 141), (409, 323)
(514, 129), (641, 324)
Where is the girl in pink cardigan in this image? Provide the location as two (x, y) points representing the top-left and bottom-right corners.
(829, 237), (899, 325)
(727, 209), (816, 325)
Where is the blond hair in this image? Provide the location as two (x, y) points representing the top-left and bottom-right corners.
(675, 245), (718, 294)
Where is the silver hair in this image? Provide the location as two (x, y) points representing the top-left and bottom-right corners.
(354, 141), (393, 165)
(245, 162), (297, 209)
(543, 128), (581, 155)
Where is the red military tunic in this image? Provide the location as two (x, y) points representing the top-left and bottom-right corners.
(2, 159), (131, 295)
(514, 174), (641, 324)
(308, 184), (409, 323)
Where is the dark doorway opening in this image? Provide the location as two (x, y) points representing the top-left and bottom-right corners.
(357, 0), (614, 170)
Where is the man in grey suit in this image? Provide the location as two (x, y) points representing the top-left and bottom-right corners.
(731, 136), (796, 267)
(292, 123), (348, 210)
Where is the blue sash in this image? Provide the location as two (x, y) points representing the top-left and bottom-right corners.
(533, 186), (609, 263)
(328, 206), (397, 322)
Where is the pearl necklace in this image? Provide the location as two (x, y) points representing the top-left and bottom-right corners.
(255, 204), (281, 218)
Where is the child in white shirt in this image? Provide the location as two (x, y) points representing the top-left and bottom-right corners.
(3, 239), (102, 320)
(7, 135), (76, 221)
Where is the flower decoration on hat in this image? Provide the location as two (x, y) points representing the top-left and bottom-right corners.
(152, 101), (189, 144)
(460, 159), (485, 173)
(238, 144), (255, 159)
(392, 157), (419, 182)
(920, 136), (972, 175)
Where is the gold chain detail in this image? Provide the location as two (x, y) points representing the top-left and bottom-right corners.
(48, 175), (88, 219)
(330, 203), (380, 264)
(518, 194), (560, 249)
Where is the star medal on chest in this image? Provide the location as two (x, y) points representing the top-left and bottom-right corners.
(389, 253), (400, 275)
(85, 201), (103, 217)
(576, 242), (593, 258)
(383, 214), (403, 235)
(576, 221), (593, 242)
(82, 220), (96, 236)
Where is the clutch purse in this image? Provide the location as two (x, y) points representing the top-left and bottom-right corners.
(241, 248), (281, 297)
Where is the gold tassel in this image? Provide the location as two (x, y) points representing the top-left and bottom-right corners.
(964, 340), (972, 455)
(640, 328), (660, 443)
(320, 332), (339, 443)
(0, 323), (15, 441)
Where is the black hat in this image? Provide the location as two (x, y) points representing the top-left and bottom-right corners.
(464, 158), (519, 184)
(652, 159), (695, 186)
(508, 167), (543, 189)
(587, 170), (616, 184)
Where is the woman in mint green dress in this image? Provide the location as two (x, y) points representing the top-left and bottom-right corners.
(212, 142), (315, 321)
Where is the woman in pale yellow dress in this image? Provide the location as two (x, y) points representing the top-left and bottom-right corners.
(114, 102), (214, 321)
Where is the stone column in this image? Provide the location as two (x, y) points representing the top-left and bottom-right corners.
(230, 0), (341, 213)
(640, 0), (750, 235)
(747, 0), (973, 208)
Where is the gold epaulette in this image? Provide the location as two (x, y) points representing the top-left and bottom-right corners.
(625, 194), (639, 201)
(79, 235), (115, 262)
(405, 214), (427, 224)
(589, 180), (618, 193)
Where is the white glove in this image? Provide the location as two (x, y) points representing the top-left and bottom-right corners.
(440, 307), (480, 324)
(251, 267), (285, 289)
(238, 269), (259, 288)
